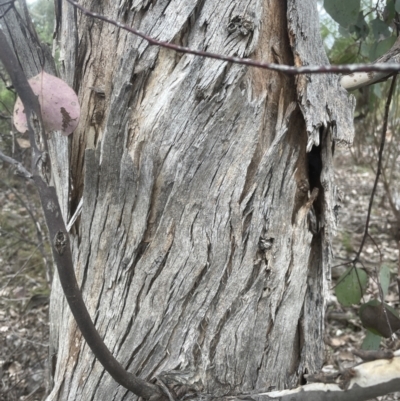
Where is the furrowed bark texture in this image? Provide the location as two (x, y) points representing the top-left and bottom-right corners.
(47, 0), (354, 400)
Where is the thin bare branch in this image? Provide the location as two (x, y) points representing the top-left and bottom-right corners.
(0, 149), (32, 179)
(354, 76), (397, 262)
(65, 0), (400, 78)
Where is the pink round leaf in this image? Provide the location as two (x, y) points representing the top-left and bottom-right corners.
(13, 71), (80, 136)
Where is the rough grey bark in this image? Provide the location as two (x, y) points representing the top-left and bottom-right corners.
(4, 0), (353, 400)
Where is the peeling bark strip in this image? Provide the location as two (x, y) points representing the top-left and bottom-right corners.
(287, 0), (355, 148)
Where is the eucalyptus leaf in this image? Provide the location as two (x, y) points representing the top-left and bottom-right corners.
(349, 12), (369, 40)
(335, 268), (368, 306)
(369, 35), (397, 60)
(373, 82), (383, 99)
(386, 0), (396, 22)
(324, 0), (360, 28)
(371, 18), (391, 40)
(361, 330), (382, 350)
(338, 25), (351, 38)
(396, 0), (400, 13)
(379, 265), (391, 298)
(13, 71), (80, 136)
(359, 300), (400, 338)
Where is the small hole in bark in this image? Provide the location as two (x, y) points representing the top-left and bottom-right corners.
(307, 144), (322, 191)
(300, 368), (308, 385)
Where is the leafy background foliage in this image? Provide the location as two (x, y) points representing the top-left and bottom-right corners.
(27, 0), (54, 44)
(321, 0), (400, 352)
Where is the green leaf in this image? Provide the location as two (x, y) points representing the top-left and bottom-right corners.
(372, 82), (383, 99)
(334, 46), (358, 64)
(348, 12), (369, 40)
(396, 0), (400, 13)
(360, 40), (371, 60)
(386, 0), (396, 22)
(324, 0), (360, 28)
(335, 268), (368, 306)
(338, 25), (351, 38)
(369, 35), (397, 60)
(371, 18), (391, 40)
(361, 330), (382, 350)
(379, 265), (391, 298)
(328, 37), (360, 64)
(359, 300), (400, 338)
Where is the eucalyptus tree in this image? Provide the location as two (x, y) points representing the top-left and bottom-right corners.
(5, 1), (398, 400)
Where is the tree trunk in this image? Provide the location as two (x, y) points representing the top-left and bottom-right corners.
(4, 0), (354, 399)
